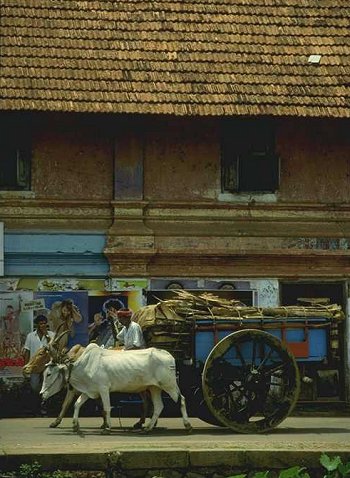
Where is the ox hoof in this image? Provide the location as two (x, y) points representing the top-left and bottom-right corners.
(143, 426), (153, 433)
(49, 419), (61, 428)
(132, 421), (144, 430)
(73, 424), (80, 433)
(101, 427), (111, 435)
(185, 424), (193, 434)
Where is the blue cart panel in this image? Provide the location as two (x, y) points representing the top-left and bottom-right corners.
(195, 317), (329, 364)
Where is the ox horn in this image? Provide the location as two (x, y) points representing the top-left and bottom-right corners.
(49, 322), (69, 347)
(48, 329), (69, 363)
(49, 321), (65, 343)
(50, 329), (69, 347)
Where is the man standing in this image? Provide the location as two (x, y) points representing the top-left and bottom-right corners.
(23, 315), (55, 414)
(116, 307), (148, 429)
(116, 308), (145, 350)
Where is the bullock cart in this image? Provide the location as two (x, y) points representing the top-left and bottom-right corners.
(134, 291), (344, 433)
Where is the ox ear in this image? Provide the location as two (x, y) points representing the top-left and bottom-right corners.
(44, 360), (64, 372)
(57, 362), (69, 382)
(44, 360), (52, 369)
(55, 363), (66, 371)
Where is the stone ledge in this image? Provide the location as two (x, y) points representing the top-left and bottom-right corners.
(189, 449), (350, 468)
(1, 449), (350, 473)
(118, 449), (189, 469)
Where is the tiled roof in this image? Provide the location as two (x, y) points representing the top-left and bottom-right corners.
(1, 0), (349, 117)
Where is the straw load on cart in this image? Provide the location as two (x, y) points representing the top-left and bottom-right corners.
(133, 290), (344, 360)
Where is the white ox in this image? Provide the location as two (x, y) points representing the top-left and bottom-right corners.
(41, 343), (192, 433)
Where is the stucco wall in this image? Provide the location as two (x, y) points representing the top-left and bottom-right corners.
(346, 291), (350, 402)
(26, 114), (350, 204)
(32, 114), (114, 200)
(142, 116), (349, 204)
(278, 118), (350, 203)
(144, 117), (219, 201)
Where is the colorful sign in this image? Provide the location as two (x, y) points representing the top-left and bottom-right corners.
(88, 290), (145, 345)
(105, 278), (148, 291)
(0, 291), (33, 377)
(0, 278), (19, 292)
(21, 299), (46, 312)
(0, 286), (145, 378)
(34, 291), (89, 348)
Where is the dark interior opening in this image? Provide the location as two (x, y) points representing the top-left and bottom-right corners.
(280, 282), (346, 405)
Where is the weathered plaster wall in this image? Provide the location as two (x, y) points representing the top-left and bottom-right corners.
(346, 290), (350, 402)
(144, 117), (219, 201)
(32, 114), (114, 200)
(29, 114), (349, 204)
(249, 279), (279, 307)
(3, 112), (350, 278)
(142, 116), (349, 204)
(107, 116), (350, 278)
(278, 118), (350, 203)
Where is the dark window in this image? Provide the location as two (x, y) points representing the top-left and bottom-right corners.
(221, 118), (279, 193)
(0, 117), (31, 190)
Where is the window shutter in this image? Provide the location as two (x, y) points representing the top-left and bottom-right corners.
(16, 149), (30, 188)
(221, 118), (279, 194)
(238, 152), (279, 193)
(221, 124), (238, 192)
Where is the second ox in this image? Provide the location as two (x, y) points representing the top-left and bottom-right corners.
(41, 343), (193, 433)
(23, 341), (88, 428)
(23, 338), (149, 430)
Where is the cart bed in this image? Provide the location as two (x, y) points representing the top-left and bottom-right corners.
(195, 317), (330, 363)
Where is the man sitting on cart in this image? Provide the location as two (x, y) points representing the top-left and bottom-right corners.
(116, 308), (146, 350)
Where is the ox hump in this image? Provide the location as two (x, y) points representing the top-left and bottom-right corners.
(148, 347), (176, 368)
(86, 343), (100, 351)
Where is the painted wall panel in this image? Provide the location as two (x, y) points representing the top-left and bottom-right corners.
(4, 233), (108, 276)
(5, 233), (106, 253)
(114, 127), (144, 200)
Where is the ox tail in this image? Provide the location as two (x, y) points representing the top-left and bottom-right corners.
(163, 379), (181, 404)
(164, 382), (192, 432)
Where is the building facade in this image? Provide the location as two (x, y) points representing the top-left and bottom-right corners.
(0, 1), (349, 408)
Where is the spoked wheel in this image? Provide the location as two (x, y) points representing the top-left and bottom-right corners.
(193, 387), (224, 427)
(202, 329), (300, 433)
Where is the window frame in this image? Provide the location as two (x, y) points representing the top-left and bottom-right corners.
(221, 117), (280, 194)
(0, 116), (31, 191)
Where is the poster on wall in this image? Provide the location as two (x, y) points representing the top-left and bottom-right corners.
(0, 222), (3, 277)
(0, 291), (33, 378)
(88, 290), (144, 346)
(105, 278), (148, 291)
(33, 291), (89, 348)
(0, 278), (20, 292)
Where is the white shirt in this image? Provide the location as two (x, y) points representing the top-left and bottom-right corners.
(24, 329), (55, 357)
(117, 321), (145, 350)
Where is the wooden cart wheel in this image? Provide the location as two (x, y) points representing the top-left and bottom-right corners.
(193, 386), (224, 427)
(202, 329), (300, 433)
